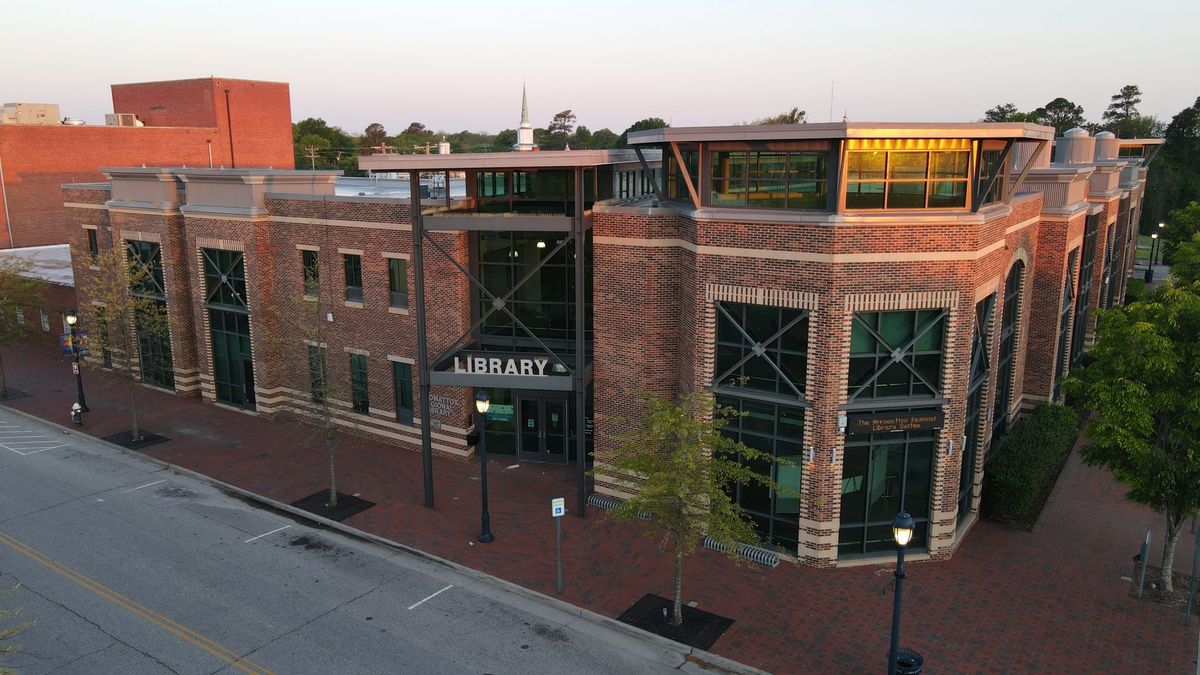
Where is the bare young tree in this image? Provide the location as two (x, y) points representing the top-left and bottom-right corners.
(73, 243), (170, 443)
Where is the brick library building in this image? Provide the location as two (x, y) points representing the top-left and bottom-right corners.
(65, 121), (1159, 567)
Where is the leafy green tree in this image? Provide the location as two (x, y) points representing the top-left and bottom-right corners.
(298, 134), (332, 169)
(983, 103), (1022, 122)
(1103, 84), (1143, 129)
(617, 117), (669, 148)
(1031, 97), (1086, 135)
(1169, 232), (1200, 285)
(362, 122), (388, 153)
(754, 107), (806, 125)
(1111, 114), (1165, 139)
(605, 392), (794, 626)
(0, 257), (44, 398)
(1160, 201), (1200, 260)
(573, 125), (593, 149)
(1064, 282), (1200, 592)
(404, 122), (427, 135)
(1144, 97), (1200, 229)
(590, 128), (619, 149)
(493, 128), (517, 150)
(292, 118), (359, 174)
(548, 110), (576, 137)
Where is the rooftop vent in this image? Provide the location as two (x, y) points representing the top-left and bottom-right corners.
(1054, 128), (1095, 164)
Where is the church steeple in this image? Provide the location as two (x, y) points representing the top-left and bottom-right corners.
(520, 82), (531, 129)
(515, 81), (536, 151)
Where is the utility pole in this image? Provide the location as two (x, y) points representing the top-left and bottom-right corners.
(305, 147), (320, 171)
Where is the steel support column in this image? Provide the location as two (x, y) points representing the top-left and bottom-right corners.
(411, 171), (435, 508)
(574, 167), (587, 518)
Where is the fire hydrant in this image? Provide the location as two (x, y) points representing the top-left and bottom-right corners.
(71, 402), (83, 425)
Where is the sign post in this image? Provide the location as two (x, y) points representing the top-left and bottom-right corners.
(552, 497), (565, 594)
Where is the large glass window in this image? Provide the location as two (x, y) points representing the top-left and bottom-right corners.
(1054, 250), (1079, 399)
(127, 241), (173, 389)
(343, 254), (363, 302)
(665, 147), (699, 203)
(1101, 222), (1117, 309)
(845, 145), (970, 210)
(302, 250), (319, 296)
(714, 302), (808, 399)
(839, 425), (935, 556)
(476, 231), (592, 347)
(848, 310), (946, 401)
(203, 249), (253, 408)
(1072, 215), (1099, 364)
(718, 396), (804, 550)
(976, 147), (1007, 206)
(960, 294), (995, 524)
(710, 151), (826, 209)
(393, 361), (413, 424)
(350, 353), (369, 414)
(388, 258), (408, 309)
(713, 300), (809, 550)
(992, 262), (1024, 444)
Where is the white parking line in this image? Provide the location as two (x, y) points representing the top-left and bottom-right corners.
(407, 585), (453, 610)
(243, 525), (291, 543)
(122, 480), (166, 493)
(0, 421), (71, 456)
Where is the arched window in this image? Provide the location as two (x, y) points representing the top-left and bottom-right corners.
(991, 261), (1024, 445)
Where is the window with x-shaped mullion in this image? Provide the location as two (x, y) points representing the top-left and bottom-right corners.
(848, 310), (946, 401)
(713, 301), (808, 402)
(202, 249), (248, 309)
(968, 295), (994, 393)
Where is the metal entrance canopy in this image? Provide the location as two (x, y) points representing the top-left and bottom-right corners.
(366, 151), (663, 518)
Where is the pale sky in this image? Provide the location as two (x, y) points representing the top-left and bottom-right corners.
(5, 0), (1198, 136)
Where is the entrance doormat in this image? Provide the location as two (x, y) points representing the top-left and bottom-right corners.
(289, 491), (375, 522)
(101, 431), (170, 450)
(616, 593), (733, 650)
(0, 389), (31, 401)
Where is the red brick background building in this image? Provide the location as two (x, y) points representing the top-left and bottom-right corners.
(1, 77), (294, 248)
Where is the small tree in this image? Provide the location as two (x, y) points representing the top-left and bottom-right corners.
(548, 110), (576, 137)
(0, 257), (44, 398)
(1064, 282), (1200, 592)
(1103, 84), (1143, 130)
(754, 107), (806, 125)
(75, 243), (170, 443)
(605, 392), (794, 626)
(1169, 232), (1200, 285)
(1031, 97), (1087, 135)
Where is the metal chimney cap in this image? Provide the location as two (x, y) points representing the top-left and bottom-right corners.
(1063, 128), (1089, 138)
(1094, 131), (1116, 139)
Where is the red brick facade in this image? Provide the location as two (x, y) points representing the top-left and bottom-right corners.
(63, 124), (1154, 568)
(1, 78), (294, 248)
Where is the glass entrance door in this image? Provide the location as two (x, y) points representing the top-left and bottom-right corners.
(518, 395), (569, 464)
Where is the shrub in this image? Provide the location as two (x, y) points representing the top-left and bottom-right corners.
(981, 403), (1079, 529)
(1124, 277), (1146, 304)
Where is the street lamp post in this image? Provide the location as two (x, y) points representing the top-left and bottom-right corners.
(64, 309), (88, 413)
(887, 511), (917, 674)
(1157, 221), (1166, 265)
(475, 389), (494, 543)
(1145, 233), (1159, 283)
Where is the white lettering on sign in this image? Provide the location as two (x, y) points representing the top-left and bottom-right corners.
(453, 356), (550, 377)
(551, 497), (565, 518)
(428, 393), (460, 418)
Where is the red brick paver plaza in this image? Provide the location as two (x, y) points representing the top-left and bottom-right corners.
(3, 346), (1197, 673)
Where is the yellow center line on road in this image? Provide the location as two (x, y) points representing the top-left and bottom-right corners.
(0, 529), (273, 675)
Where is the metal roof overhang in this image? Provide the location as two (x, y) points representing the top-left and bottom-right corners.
(358, 149), (660, 172)
(626, 122), (1056, 145)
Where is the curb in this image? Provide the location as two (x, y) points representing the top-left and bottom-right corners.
(0, 404), (768, 675)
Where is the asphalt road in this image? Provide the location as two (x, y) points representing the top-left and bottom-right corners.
(0, 406), (694, 674)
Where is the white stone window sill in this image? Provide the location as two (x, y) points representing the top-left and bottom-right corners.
(388, 307), (409, 315)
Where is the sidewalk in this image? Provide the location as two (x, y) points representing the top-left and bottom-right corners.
(3, 345), (1197, 673)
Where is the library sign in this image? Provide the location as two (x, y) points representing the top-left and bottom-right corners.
(845, 410), (944, 434)
(429, 352), (572, 391)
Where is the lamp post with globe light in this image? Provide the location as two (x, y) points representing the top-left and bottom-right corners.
(475, 389), (494, 543)
(64, 309), (89, 413)
(887, 511), (921, 674)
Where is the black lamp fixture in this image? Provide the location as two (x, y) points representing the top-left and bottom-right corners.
(474, 389), (493, 543)
(65, 309), (88, 413)
(887, 511), (920, 674)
